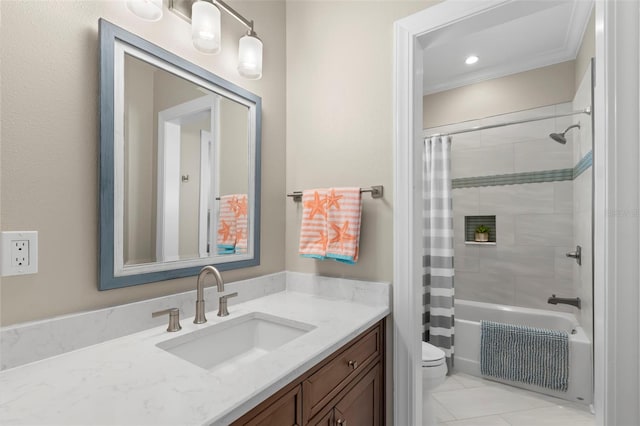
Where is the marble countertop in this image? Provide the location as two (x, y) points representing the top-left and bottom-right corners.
(0, 287), (389, 425)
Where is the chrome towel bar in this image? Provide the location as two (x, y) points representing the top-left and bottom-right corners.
(287, 185), (384, 202)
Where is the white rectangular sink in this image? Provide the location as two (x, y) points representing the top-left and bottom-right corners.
(157, 312), (315, 374)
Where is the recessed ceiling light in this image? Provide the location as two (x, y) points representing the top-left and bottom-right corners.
(465, 55), (479, 65)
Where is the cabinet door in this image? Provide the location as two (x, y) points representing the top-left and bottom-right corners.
(238, 384), (302, 426)
(307, 409), (333, 426)
(333, 363), (382, 426)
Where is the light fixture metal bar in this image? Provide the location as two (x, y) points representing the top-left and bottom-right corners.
(167, 0), (193, 22)
(168, 0), (254, 32)
(211, 0), (253, 31)
(424, 106), (592, 139)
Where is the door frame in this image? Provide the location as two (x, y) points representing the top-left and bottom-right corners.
(392, 1), (640, 425)
(156, 95), (218, 262)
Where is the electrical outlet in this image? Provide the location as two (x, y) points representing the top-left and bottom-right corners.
(11, 240), (29, 267)
(1, 231), (38, 276)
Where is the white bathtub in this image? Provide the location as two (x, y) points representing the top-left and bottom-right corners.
(454, 299), (593, 404)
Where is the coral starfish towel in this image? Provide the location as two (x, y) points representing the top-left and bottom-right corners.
(325, 188), (362, 264)
(298, 187), (362, 264)
(299, 189), (329, 259)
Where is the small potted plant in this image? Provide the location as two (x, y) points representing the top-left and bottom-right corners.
(474, 224), (490, 242)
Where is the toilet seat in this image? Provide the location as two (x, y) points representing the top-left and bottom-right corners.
(422, 342), (448, 426)
(422, 342), (446, 367)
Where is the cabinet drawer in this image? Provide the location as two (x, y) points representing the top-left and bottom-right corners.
(303, 324), (381, 421)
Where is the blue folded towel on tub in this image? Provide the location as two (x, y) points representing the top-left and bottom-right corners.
(480, 320), (569, 392)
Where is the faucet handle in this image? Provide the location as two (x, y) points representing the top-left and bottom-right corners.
(152, 308), (182, 332)
(217, 292), (238, 317)
(220, 292), (238, 301)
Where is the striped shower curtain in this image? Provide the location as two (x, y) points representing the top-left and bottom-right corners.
(423, 135), (455, 371)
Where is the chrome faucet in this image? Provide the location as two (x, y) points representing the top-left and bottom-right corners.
(194, 266), (225, 324)
(548, 294), (582, 309)
(565, 245), (582, 265)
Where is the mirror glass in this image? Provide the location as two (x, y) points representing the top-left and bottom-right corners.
(100, 20), (261, 290)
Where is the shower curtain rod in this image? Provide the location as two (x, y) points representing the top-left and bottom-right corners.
(424, 106), (591, 139)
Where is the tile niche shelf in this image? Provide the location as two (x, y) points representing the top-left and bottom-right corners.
(465, 241), (497, 246)
(464, 215), (496, 246)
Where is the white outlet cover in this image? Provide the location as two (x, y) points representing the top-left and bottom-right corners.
(1, 231), (38, 276)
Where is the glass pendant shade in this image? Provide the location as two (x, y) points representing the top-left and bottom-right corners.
(192, 1), (222, 54)
(126, 0), (163, 21)
(238, 34), (263, 80)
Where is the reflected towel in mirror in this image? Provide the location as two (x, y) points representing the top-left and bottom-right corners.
(217, 194), (248, 254)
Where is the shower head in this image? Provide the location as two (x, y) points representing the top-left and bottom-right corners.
(549, 123), (580, 144)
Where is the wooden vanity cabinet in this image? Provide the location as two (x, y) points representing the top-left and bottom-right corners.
(232, 320), (385, 426)
(240, 384), (302, 426)
(308, 363), (382, 426)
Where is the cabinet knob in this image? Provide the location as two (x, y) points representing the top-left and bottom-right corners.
(337, 419), (347, 426)
(347, 360), (358, 370)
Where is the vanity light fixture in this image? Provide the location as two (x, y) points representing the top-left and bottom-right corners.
(189, 0), (263, 79)
(127, 0), (264, 79)
(465, 55), (479, 65)
(237, 30), (263, 79)
(191, 0), (222, 54)
(126, 0), (163, 21)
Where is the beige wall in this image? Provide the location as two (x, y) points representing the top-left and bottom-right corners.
(423, 61), (576, 128)
(123, 57), (155, 264)
(0, 0), (286, 325)
(285, 0), (435, 283)
(3, 0), (588, 325)
(219, 99), (250, 195)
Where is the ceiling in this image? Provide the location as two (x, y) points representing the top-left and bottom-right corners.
(421, 0), (594, 95)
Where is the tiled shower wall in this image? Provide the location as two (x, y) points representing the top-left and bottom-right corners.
(425, 102), (585, 315)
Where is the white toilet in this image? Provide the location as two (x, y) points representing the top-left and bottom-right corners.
(422, 342), (448, 426)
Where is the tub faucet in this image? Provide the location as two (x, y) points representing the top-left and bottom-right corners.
(547, 294), (581, 309)
(194, 266), (225, 324)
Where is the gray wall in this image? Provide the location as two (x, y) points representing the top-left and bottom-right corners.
(423, 13), (595, 329)
(427, 102), (578, 314)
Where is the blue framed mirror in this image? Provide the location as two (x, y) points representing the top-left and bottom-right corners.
(99, 19), (261, 290)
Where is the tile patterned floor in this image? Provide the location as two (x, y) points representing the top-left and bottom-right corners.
(432, 373), (595, 426)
